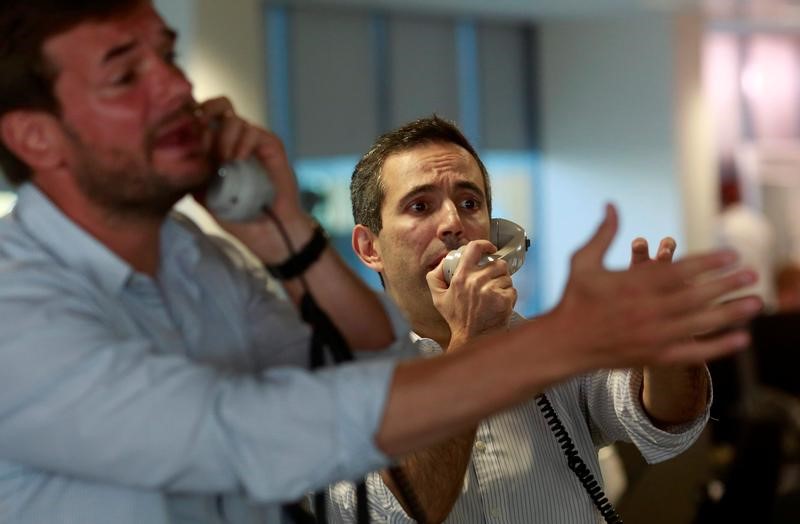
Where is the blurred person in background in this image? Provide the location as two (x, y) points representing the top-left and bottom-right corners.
(715, 156), (777, 310)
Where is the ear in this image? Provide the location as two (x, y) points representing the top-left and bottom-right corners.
(352, 224), (384, 273)
(0, 111), (64, 174)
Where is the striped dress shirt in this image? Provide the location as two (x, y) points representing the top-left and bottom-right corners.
(327, 322), (710, 523)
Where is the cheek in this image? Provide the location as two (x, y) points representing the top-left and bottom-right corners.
(60, 89), (149, 143)
(389, 224), (434, 257)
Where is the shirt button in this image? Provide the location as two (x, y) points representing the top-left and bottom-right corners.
(474, 440), (486, 452)
(490, 507), (500, 518)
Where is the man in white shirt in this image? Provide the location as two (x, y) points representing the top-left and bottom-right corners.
(328, 116), (720, 523)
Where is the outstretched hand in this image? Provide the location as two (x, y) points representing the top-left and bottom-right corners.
(628, 235), (716, 425)
(551, 204), (761, 371)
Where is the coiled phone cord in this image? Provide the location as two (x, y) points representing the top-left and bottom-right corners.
(536, 393), (624, 524)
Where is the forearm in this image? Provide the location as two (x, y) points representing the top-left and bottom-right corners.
(283, 247), (393, 351)
(641, 364), (710, 428)
(260, 215), (394, 351)
(376, 314), (573, 456)
(381, 428), (477, 523)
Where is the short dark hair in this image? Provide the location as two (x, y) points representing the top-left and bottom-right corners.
(0, 0), (141, 185)
(351, 115), (492, 233)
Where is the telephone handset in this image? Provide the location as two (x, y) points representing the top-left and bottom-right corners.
(442, 218), (530, 284)
(205, 158), (275, 222)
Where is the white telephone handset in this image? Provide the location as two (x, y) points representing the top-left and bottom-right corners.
(205, 158), (275, 222)
(442, 218), (530, 284)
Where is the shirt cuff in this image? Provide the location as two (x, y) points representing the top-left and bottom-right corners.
(616, 367), (712, 464)
(321, 357), (397, 482)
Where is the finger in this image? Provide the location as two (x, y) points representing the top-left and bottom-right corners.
(215, 114), (248, 161)
(233, 125), (266, 161)
(656, 237), (676, 263)
(458, 240), (498, 267)
(660, 269), (759, 316)
(448, 241), (499, 284)
(655, 330), (750, 366)
(426, 260), (449, 292)
(491, 286), (518, 312)
(485, 274), (514, 291)
(630, 237), (650, 266)
(656, 295), (762, 342)
(571, 203), (619, 271)
(639, 249), (740, 291)
(198, 96), (235, 120)
(253, 134), (292, 179)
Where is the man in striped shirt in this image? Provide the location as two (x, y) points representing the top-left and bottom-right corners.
(328, 116), (715, 523)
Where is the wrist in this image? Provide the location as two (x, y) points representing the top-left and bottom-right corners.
(259, 214), (316, 264)
(265, 221), (328, 280)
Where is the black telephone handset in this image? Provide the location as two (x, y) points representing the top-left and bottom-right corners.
(442, 218), (530, 284)
(205, 158), (275, 221)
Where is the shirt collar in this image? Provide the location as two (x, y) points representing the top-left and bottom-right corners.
(14, 183), (200, 295)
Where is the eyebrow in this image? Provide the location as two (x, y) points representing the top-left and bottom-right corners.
(399, 180), (486, 204)
(101, 28), (177, 65)
(101, 40), (137, 65)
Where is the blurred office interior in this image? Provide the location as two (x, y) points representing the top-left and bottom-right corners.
(3, 0), (800, 521)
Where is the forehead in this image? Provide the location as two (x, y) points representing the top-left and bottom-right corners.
(43, 2), (167, 70)
(380, 142), (485, 197)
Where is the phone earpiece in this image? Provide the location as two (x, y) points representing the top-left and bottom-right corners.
(442, 218), (530, 284)
(205, 158), (275, 222)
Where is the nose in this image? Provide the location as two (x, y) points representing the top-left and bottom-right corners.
(149, 53), (193, 112)
(437, 201), (464, 245)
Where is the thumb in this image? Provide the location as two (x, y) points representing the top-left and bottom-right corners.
(571, 203), (618, 271)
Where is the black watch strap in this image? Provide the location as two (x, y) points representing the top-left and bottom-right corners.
(266, 223), (328, 280)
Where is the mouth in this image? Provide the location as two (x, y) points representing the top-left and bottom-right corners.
(152, 117), (204, 153)
(427, 253), (448, 272)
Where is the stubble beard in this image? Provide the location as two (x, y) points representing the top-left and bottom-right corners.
(66, 126), (209, 220)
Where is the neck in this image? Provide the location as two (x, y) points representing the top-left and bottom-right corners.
(389, 287), (453, 349)
(36, 181), (165, 276)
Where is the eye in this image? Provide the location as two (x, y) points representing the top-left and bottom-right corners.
(460, 198), (481, 210)
(111, 70), (136, 86)
(408, 201), (429, 214)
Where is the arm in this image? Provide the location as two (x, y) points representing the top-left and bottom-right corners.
(197, 98), (392, 352)
(0, 267), (396, 503)
(379, 241), (516, 522)
(630, 237), (711, 427)
(375, 205), (761, 457)
(0, 206), (756, 507)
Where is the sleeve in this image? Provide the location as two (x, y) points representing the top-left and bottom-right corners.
(327, 471), (416, 524)
(0, 266), (405, 504)
(582, 368), (712, 464)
